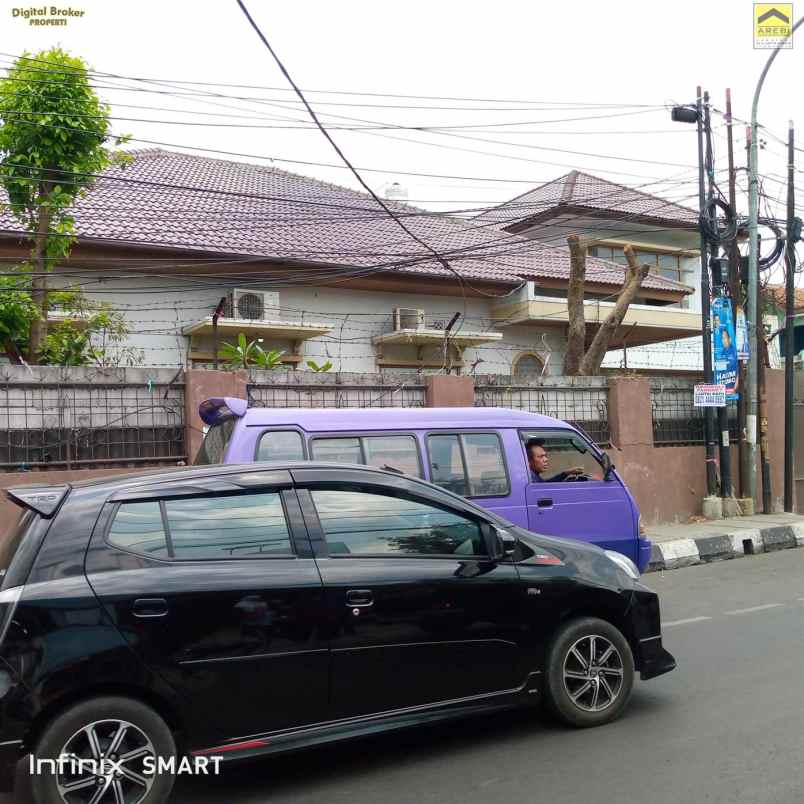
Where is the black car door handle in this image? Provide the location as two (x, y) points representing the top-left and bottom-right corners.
(132, 598), (168, 618)
(537, 498), (553, 508)
(345, 589), (373, 607)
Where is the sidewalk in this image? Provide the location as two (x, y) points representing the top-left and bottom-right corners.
(643, 512), (804, 573)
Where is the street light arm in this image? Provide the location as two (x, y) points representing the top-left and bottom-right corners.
(752, 16), (804, 122)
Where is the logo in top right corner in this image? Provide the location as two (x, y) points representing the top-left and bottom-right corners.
(754, 4), (794, 48)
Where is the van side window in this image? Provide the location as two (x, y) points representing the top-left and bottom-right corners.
(427, 433), (509, 498)
(256, 430), (305, 462)
(521, 431), (605, 481)
(310, 435), (422, 477)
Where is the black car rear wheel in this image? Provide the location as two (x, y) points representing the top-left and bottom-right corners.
(30, 696), (176, 804)
(544, 617), (635, 728)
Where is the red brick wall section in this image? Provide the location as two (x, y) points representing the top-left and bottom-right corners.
(424, 375), (475, 407)
(184, 369), (249, 464)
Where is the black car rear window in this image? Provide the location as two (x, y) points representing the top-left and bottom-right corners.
(0, 509), (35, 590)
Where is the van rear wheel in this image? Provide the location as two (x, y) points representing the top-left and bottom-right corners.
(544, 617), (634, 728)
(29, 696), (176, 804)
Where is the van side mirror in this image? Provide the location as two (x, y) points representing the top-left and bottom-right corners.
(601, 451), (614, 480)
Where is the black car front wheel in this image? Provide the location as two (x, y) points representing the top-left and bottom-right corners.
(545, 617), (635, 727)
(29, 696), (177, 804)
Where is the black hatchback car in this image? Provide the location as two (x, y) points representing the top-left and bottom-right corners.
(0, 463), (675, 804)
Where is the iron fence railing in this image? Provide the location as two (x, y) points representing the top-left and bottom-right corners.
(474, 383), (610, 445)
(651, 385), (739, 446)
(247, 381), (426, 409)
(0, 379), (185, 469)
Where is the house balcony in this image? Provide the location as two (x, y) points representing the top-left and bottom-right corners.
(182, 316), (332, 365)
(372, 327), (503, 370)
(491, 295), (701, 349)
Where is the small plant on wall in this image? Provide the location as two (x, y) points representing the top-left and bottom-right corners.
(220, 333), (285, 370)
(306, 359), (332, 372)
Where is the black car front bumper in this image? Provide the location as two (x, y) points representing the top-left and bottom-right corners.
(637, 635), (677, 680)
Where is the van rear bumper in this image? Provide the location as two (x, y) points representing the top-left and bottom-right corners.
(636, 537), (652, 573)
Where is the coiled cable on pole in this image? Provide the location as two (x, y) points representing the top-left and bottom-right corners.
(699, 197), (738, 246)
(757, 216), (786, 269)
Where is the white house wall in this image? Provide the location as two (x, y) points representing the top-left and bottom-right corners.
(56, 271), (568, 374)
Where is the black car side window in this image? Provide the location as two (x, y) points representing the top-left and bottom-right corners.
(310, 489), (486, 558)
(107, 501), (171, 558)
(108, 492), (294, 560)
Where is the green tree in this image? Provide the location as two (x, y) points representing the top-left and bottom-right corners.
(0, 48), (127, 361)
(0, 275), (39, 363)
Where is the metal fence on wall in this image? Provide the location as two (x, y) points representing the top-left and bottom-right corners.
(247, 377), (426, 409)
(0, 373), (185, 469)
(474, 382), (610, 444)
(651, 384), (739, 446)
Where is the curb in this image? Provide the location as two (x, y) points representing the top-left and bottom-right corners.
(645, 522), (804, 573)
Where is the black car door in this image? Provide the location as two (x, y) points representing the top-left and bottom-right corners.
(293, 467), (527, 721)
(85, 470), (328, 746)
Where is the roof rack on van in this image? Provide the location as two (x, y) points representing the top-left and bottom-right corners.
(7, 485), (69, 517)
(198, 397), (248, 427)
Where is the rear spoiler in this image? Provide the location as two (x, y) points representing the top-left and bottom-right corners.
(198, 397), (248, 427)
(6, 485), (69, 517)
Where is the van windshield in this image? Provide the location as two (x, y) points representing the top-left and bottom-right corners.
(195, 419), (236, 465)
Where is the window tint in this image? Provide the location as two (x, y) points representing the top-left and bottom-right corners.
(362, 436), (420, 476)
(256, 430), (304, 462)
(194, 419), (235, 465)
(311, 435), (422, 477)
(164, 493), (292, 559)
(311, 489), (485, 557)
(427, 434), (467, 495)
(522, 431), (606, 482)
(108, 501), (170, 558)
(462, 433), (509, 496)
(312, 437), (362, 464)
(427, 433), (509, 497)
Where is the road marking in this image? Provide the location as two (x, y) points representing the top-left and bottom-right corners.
(724, 603), (783, 616)
(663, 616), (712, 627)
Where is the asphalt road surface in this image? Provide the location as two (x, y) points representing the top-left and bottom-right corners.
(8, 549), (804, 804)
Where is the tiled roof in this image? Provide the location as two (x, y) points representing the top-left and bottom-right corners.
(766, 284), (804, 312)
(0, 150), (691, 294)
(474, 169), (699, 230)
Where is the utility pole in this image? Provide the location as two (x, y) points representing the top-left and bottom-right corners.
(704, 92), (732, 499)
(748, 14), (804, 508)
(726, 89), (746, 498)
(758, 264), (772, 512)
(784, 121), (796, 511)
(697, 86), (718, 497)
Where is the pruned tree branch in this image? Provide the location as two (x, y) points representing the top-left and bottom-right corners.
(564, 234), (587, 375)
(578, 244), (650, 375)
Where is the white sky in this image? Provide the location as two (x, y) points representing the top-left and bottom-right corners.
(0, 0), (801, 269)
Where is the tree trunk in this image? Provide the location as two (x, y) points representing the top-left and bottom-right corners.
(579, 245), (649, 375)
(26, 191), (53, 363)
(564, 234), (587, 375)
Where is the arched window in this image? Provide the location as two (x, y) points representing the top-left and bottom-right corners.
(513, 352), (545, 378)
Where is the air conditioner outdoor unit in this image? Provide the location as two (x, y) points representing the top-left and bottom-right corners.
(228, 289), (279, 320)
(393, 307), (426, 331)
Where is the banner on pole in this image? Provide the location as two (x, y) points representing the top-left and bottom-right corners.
(712, 296), (740, 400)
(694, 384), (727, 407)
(735, 304), (749, 361)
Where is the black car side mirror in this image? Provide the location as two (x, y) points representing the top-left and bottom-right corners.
(494, 527), (518, 561)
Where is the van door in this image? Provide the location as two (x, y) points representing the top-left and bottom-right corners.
(521, 430), (637, 562)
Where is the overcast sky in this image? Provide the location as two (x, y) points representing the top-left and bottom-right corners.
(0, 0), (801, 260)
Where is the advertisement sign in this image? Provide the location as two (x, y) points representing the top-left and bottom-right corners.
(734, 305), (749, 362)
(711, 296), (739, 401)
(694, 384), (727, 407)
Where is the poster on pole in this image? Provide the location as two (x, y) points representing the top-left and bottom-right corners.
(694, 384), (727, 407)
(734, 304), (749, 362)
(711, 296), (739, 400)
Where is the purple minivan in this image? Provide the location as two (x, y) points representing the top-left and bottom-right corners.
(196, 399), (652, 572)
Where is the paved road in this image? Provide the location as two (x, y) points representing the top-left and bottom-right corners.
(8, 550), (804, 803)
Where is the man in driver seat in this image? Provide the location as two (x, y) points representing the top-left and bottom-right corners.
(526, 438), (584, 483)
